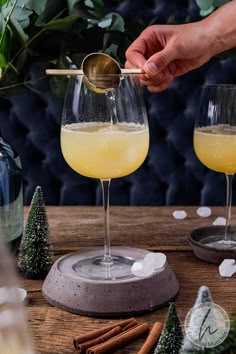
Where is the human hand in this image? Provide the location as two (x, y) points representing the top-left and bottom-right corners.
(125, 22), (216, 92)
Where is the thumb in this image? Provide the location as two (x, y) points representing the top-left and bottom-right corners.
(144, 45), (177, 76)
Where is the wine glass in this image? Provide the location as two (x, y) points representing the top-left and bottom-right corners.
(194, 84), (236, 249)
(60, 74), (149, 280)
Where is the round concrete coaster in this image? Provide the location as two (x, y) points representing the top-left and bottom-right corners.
(42, 247), (179, 317)
(189, 226), (236, 264)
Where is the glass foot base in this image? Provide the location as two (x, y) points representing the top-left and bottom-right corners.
(204, 238), (236, 249)
(73, 254), (134, 280)
(201, 235), (236, 250)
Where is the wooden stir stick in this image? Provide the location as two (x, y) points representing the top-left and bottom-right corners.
(46, 68), (143, 76)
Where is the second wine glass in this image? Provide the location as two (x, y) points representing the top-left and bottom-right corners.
(194, 84), (236, 249)
(60, 74), (149, 280)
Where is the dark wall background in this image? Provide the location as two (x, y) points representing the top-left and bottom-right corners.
(1, 0), (236, 206)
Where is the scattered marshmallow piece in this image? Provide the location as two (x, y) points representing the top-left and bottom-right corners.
(131, 261), (154, 278)
(144, 252), (166, 270)
(213, 217), (226, 226)
(16, 288), (27, 302)
(219, 259), (236, 278)
(172, 210), (187, 220)
(197, 207), (212, 218)
(0, 287), (27, 305)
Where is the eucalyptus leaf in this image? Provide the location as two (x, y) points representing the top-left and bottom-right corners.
(72, 0), (99, 19)
(7, 16), (29, 43)
(214, 0), (231, 7)
(36, 0), (67, 25)
(5, 0), (33, 9)
(43, 14), (80, 31)
(85, 0), (104, 18)
(185, 15), (191, 23)
(109, 13), (125, 31)
(0, 13), (4, 32)
(104, 43), (118, 58)
(200, 5), (215, 15)
(67, 0), (77, 14)
(85, 0), (103, 8)
(10, 6), (32, 28)
(103, 30), (128, 50)
(196, 0), (214, 10)
(0, 0), (30, 44)
(98, 12), (124, 31)
(2, 2), (32, 28)
(167, 15), (176, 24)
(0, 29), (11, 60)
(0, 53), (7, 69)
(69, 0), (104, 18)
(98, 17), (112, 28)
(26, 0), (48, 15)
(2, 0), (33, 23)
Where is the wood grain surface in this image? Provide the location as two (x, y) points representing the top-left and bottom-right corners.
(20, 206), (236, 353)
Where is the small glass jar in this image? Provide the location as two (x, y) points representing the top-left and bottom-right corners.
(0, 137), (23, 253)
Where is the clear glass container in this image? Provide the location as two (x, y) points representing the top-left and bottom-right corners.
(0, 137), (23, 253)
(0, 229), (34, 354)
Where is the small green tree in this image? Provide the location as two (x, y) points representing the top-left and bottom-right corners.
(18, 186), (53, 279)
(154, 303), (183, 354)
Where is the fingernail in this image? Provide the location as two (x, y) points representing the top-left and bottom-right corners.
(144, 62), (158, 74)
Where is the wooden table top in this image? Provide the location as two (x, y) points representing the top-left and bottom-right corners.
(20, 206), (236, 354)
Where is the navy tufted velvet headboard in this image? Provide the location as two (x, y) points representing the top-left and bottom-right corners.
(1, 0), (236, 206)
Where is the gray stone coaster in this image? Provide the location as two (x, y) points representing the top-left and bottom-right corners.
(42, 247), (179, 317)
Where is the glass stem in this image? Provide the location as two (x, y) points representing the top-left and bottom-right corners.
(225, 173), (234, 242)
(101, 179), (112, 264)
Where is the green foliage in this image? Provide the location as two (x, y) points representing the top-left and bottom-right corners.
(0, 0), (138, 95)
(17, 186), (53, 279)
(195, 0), (231, 17)
(154, 303), (183, 354)
(0, 0), (233, 95)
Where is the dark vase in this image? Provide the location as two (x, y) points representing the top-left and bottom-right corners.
(0, 137), (23, 254)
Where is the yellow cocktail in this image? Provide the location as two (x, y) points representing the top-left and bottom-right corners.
(61, 122), (149, 179)
(194, 125), (236, 174)
(60, 74), (150, 280)
(194, 85), (236, 248)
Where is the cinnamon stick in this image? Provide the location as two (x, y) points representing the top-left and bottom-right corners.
(87, 322), (150, 354)
(76, 326), (122, 353)
(74, 318), (135, 349)
(122, 319), (138, 331)
(137, 322), (163, 354)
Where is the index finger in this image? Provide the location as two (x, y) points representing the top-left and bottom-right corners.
(125, 37), (147, 70)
